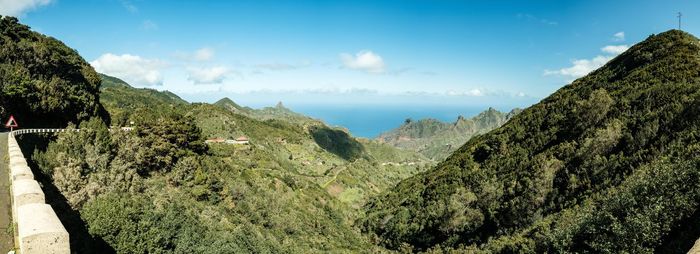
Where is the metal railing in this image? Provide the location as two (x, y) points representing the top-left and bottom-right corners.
(10, 128), (79, 136)
(9, 127), (134, 137)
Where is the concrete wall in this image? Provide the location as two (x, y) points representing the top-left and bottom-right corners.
(8, 133), (69, 254)
(690, 238), (700, 253)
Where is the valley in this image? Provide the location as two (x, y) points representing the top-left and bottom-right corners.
(2, 2), (700, 253)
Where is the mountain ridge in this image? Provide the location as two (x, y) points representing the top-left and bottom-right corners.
(213, 97), (321, 125)
(376, 107), (521, 160)
(362, 29), (700, 253)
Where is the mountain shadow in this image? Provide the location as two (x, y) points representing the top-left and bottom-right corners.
(309, 126), (365, 161)
(17, 134), (115, 253)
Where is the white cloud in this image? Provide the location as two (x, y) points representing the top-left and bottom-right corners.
(446, 89), (483, 97)
(290, 87), (378, 95)
(399, 89), (529, 98)
(175, 47), (215, 62)
(90, 53), (166, 86)
(194, 48), (214, 61)
(545, 44), (629, 80)
(142, 20), (158, 31)
(613, 31), (625, 41)
(601, 45), (629, 54)
(0, 0), (52, 16)
(340, 50), (386, 74)
(187, 66), (230, 84)
(544, 56), (613, 78)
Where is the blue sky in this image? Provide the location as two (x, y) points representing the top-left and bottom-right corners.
(3, 0), (699, 109)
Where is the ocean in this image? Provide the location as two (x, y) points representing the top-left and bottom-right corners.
(290, 105), (513, 138)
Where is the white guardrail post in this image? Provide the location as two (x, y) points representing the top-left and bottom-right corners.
(8, 130), (69, 254)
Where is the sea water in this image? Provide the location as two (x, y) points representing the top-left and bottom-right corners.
(291, 105), (513, 138)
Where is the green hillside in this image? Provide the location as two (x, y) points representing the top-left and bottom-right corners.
(13, 13), (700, 254)
(213, 97), (252, 114)
(362, 30), (700, 253)
(99, 74), (188, 126)
(101, 73), (186, 105)
(8, 28), (431, 252)
(0, 16), (108, 128)
(191, 102), (430, 205)
(214, 97), (319, 125)
(377, 107), (520, 160)
(28, 89), (429, 253)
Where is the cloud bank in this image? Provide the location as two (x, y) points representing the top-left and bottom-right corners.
(0, 0), (52, 16)
(187, 66), (230, 84)
(175, 47), (215, 62)
(340, 50), (386, 74)
(90, 53), (166, 86)
(193, 48), (214, 61)
(601, 45), (629, 54)
(545, 44), (629, 80)
(613, 31), (625, 41)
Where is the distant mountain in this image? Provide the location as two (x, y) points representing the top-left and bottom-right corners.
(214, 97), (318, 125)
(377, 107), (521, 160)
(363, 30), (700, 253)
(0, 16), (108, 127)
(213, 97), (252, 114)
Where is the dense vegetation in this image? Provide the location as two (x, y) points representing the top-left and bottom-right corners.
(17, 62), (429, 252)
(362, 30), (700, 253)
(11, 14), (700, 253)
(206, 97), (432, 208)
(0, 16), (430, 251)
(377, 108), (520, 160)
(99, 74), (187, 127)
(0, 16), (108, 128)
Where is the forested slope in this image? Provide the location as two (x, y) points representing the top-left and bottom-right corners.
(99, 74), (188, 126)
(0, 16), (108, 127)
(362, 30), (700, 253)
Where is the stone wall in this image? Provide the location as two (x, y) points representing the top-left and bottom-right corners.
(8, 133), (69, 254)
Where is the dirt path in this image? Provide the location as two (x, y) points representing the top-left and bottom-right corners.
(321, 167), (346, 188)
(0, 133), (14, 252)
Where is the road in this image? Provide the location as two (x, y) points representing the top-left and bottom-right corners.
(0, 133), (14, 252)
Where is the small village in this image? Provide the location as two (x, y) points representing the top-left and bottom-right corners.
(205, 136), (250, 145)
